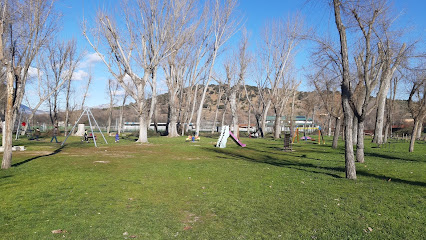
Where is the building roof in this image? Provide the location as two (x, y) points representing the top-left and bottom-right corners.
(266, 116), (286, 121)
(266, 116), (313, 122)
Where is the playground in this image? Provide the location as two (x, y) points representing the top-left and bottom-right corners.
(0, 134), (425, 239)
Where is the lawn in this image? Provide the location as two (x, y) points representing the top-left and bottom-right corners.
(0, 133), (425, 239)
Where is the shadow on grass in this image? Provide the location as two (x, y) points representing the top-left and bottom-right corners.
(12, 146), (64, 167)
(364, 152), (424, 163)
(204, 147), (426, 187)
(204, 147), (343, 179)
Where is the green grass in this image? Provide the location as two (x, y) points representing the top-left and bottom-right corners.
(0, 134), (425, 239)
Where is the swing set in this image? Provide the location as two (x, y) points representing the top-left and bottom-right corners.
(292, 126), (325, 144)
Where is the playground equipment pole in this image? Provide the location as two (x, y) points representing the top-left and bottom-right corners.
(318, 130), (321, 145)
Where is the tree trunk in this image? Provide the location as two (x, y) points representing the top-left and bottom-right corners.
(343, 102), (356, 179)
(107, 107), (112, 134)
(356, 120), (365, 163)
(138, 113), (148, 143)
(248, 107), (251, 135)
(417, 118), (424, 139)
(136, 74), (148, 143)
(221, 103), (227, 127)
(195, 83), (210, 136)
(260, 100), (271, 137)
(64, 78), (72, 136)
(186, 84), (198, 133)
(373, 92), (388, 144)
(212, 86), (223, 134)
(1, 71), (15, 169)
(273, 114), (281, 139)
(327, 115), (332, 136)
(352, 116), (358, 145)
(409, 119), (419, 152)
(333, 0), (356, 179)
(373, 44), (406, 144)
(148, 68), (157, 129)
(290, 90), (296, 138)
(332, 117), (341, 149)
(167, 90), (179, 137)
(211, 105), (220, 134)
(229, 90), (239, 138)
(118, 95), (126, 135)
(383, 121), (390, 143)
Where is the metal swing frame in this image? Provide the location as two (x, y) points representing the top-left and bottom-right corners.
(61, 108), (108, 147)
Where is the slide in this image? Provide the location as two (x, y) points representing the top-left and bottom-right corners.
(229, 131), (246, 147)
(216, 126), (230, 148)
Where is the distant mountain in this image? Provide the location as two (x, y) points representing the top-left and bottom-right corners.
(20, 105), (48, 115)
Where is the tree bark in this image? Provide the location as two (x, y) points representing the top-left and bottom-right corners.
(290, 90), (297, 138)
(332, 117), (341, 149)
(186, 84), (198, 133)
(136, 73), (149, 143)
(356, 120), (365, 163)
(352, 116), (358, 145)
(383, 121), (390, 143)
(260, 100), (271, 137)
(417, 118), (424, 139)
(167, 89), (179, 137)
(229, 89), (239, 138)
(64, 77), (72, 136)
(273, 114), (281, 139)
(373, 44), (406, 144)
(333, 0), (356, 179)
(1, 71), (14, 169)
(409, 119), (419, 152)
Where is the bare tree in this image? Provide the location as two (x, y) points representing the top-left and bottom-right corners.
(372, 10), (408, 144)
(45, 40), (77, 126)
(117, 90), (128, 135)
(254, 15), (303, 138)
(225, 30), (251, 139)
(349, 2), (384, 163)
(310, 70), (342, 149)
(180, 8), (213, 135)
(383, 75), (400, 142)
(84, 0), (196, 142)
(332, 0), (356, 179)
(22, 39), (80, 136)
(63, 39), (81, 136)
(407, 72), (426, 152)
(106, 78), (119, 134)
(194, 0), (240, 136)
(1, 0), (58, 169)
(162, 3), (200, 137)
(78, 72), (91, 113)
(210, 83), (225, 133)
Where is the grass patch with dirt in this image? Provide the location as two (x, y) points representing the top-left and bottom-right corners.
(0, 134), (425, 239)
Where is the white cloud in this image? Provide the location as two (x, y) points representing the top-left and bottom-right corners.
(123, 74), (132, 84)
(71, 69), (89, 81)
(81, 52), (103, 67)
(27, 66), (42, 79)
(115, 90), (127, 96)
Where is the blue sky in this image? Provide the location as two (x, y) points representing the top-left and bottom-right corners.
(28, 0), (426, 110)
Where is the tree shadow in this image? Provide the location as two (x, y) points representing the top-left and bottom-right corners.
(364, 152), (423, 162)
(12, 146), (64, 167)
(204, 147), (426, 187)
(204, 147), (343, 179)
